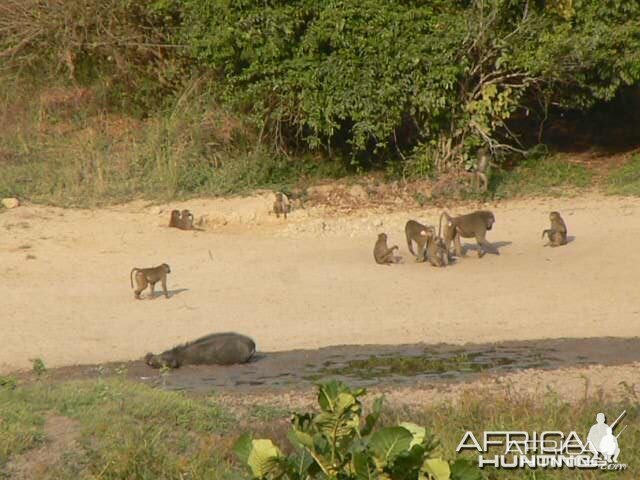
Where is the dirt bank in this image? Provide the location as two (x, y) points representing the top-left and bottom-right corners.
(1, 193), (639, 372)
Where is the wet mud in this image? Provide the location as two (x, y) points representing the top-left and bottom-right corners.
(39, 336), (640, 394)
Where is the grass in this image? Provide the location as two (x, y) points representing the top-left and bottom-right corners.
(607, 154), (640, 195)
(0, 377), (637, 479)
(0, 383), (45, 466)
(319, 352), (490, 379)
(493, 153), (593, 199)
(406, 386), (640, 479)
(0, 378), (240, 479)
(0, 118), (602, 207)
(0, 121), (349, 208)
(314, 348), (555, 381)
(0, 76), (351, 208)
(0, 76), (616, 209)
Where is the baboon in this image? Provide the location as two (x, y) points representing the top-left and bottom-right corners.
(168, 210), (181, 228)
(130, 263), (171, 299)
(145, 332), (256, 369)
(273, 192), (291, 219)
(439, 210), (498, 258)
(405, 220), (435, 262)
(373, 233), (399, 265)
(425, 234), (449, 267)
(474, 146), (492, 192)
(180, 209), (194, 230)
(541, 211), (567, 247)
(168, 209), (195, 230)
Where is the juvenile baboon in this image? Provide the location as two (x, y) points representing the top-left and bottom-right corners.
(439, 210), (498, 258)
(273, 192), (291, 219)
(474, 146), (492, 192)
(541, 211), (568, 247)
(405, 220), (435, 262)
(426, 234), (449, 267)
(168, 210), (181, 228)
(130, 263), (171, 299)
(373, 233), (399, 265)
(145, 332), (256, 369)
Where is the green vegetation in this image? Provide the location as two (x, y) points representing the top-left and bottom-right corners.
(0, 390), (44, 465)
(31, 358), (47, 377)
(0, 377), (638, 479)
(607, 154), (640, 196)
(235, 380), (477, 479)
(0, 0), (638, 204)
(179, 0), (640, 168)
(318, 352), (517, 380)
(0, 75), (350, 207)
(494, 154), (593, 198)
(408, 386), (640, 480)
(0, 378), (238, 479)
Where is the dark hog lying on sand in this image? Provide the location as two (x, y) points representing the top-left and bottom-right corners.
(145, 332), (256, 369)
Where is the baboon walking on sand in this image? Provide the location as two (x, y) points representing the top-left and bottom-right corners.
(439, 210), (498, 258)
(130, 263), (171, 299)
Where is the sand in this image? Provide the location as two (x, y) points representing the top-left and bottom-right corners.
(2, 193), (639, 372)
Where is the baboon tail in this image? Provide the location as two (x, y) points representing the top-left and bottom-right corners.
(130, 268), (138, 288)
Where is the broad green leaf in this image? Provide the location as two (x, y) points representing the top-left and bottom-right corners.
(352, 451), (374, 480)
(317, 380), (365, 412)
(450, 458), (485, 480)
(335, 392), (360, 413)
(399, 422), (427, 448)
(233, 433), (253, 464)
(422, 458), (451, 480)
(288, 429), (315, 450)
(392, 444), (428, 478)
(361, 396), (383, 436)
(314, 410), (360, 443)
(317, 380), (344, 411)
(369, 426), (413, 466)
(247, 438), (284, 478)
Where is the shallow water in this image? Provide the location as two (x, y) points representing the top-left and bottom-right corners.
(45, 336), (640, 393)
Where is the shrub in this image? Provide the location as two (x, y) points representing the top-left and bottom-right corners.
(179, 0), (640, 171)
(234, 380), (482, 480)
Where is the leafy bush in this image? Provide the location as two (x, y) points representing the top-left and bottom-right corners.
(234, 380), (482, 480)
(179, 0), (640, 170)
(2, 0), (639, 194)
